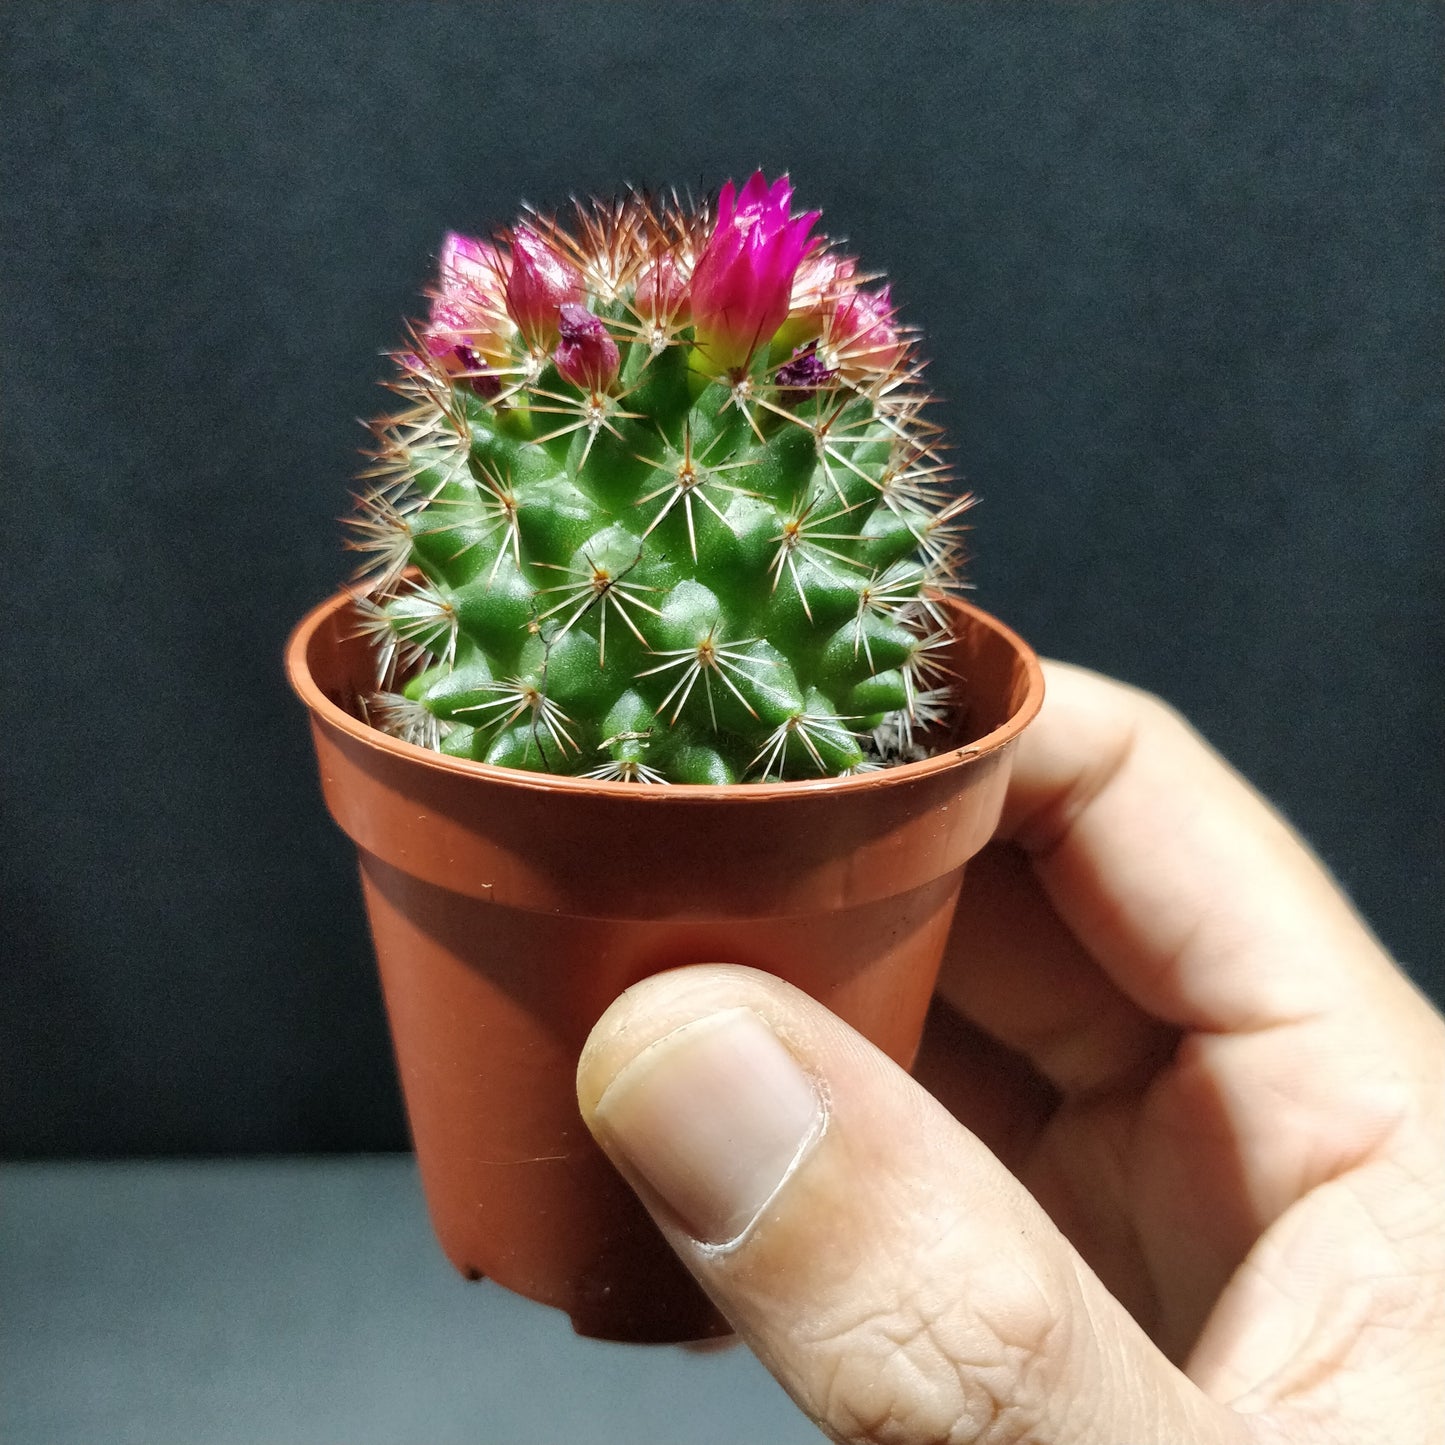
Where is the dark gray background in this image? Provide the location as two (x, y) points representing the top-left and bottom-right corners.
(3, 1), (1441, 1158)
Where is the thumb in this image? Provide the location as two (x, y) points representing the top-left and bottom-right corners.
(578, 964), (1250, 1445)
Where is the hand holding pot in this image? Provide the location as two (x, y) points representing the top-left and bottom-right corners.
(578, 662), (1445, 1444)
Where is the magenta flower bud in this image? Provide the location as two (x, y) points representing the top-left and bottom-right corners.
(439, 231), (507, 298)
(690, 171), (820, 373)
(424, 232), (515, 379)
(506, 227), (585, 351)
(633, 251), (690, 325)
(553, 304), (620, 392)
(775, 343), (836, 391)
(773, 250), (856, 357)
(423, 299), (474, 358)
(827, 285), (904, 380)
(789, 250), (856, 317)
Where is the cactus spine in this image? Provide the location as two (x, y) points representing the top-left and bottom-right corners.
(349, 174), (971, 784)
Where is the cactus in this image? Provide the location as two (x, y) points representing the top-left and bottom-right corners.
(349, 173), (972, 784)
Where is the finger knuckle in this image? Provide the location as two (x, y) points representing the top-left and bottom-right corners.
(800, 1266), (1068, 1445)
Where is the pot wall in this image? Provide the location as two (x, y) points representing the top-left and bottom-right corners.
(361, 854), (962, 1341)
(288, 590), (1043, 1341)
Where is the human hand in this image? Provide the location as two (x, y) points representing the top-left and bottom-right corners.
(577, 662), (1445, 1444)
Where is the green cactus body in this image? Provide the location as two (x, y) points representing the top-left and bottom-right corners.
(349, 176), (972, 784)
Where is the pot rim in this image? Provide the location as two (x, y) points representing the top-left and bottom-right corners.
(286, 586), (1044, 803)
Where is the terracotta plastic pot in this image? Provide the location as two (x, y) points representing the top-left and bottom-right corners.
(286, 587), (1043, 1342)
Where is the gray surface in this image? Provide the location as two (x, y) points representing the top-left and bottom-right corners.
(0, 1158), (821, 1444)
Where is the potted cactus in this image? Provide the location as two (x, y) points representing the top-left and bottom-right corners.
(287, 174), (1042, 1342)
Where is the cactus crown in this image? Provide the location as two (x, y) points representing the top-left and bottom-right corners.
(349, 174), (972, 784)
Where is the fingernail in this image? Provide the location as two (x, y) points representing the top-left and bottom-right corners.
(592, 1008), (824, 1246)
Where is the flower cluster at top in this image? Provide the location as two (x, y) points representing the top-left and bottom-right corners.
(351, 173), (972, 784)
(418, 172), (904, 397)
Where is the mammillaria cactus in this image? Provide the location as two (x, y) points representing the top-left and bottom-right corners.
(350, 173), (973, 784)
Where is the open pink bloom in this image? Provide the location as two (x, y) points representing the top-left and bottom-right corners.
(690, 171), (820, 373)
(553, 304), (620, 392)
(826, 285), (905, 381)
(506, 227), (585, 352)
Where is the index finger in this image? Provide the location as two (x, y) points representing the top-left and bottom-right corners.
(994, 661), (1406, 1034)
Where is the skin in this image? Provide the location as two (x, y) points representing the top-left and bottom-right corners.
(578, 661), (1445, 1444)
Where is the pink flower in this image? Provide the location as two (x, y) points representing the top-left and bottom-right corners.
(690, 171), (820, 373)
(423, 232), (514, 379)
(505, 227), (585, 351)
(633, 251), (691, 326)
(438, 230), (507, 298)
(789, 250), (856, 317)
(553, 304), (620, 392)
(423, 299), (473, 359)
(771, 250), (856, 357)
(826, 285), (905, 381)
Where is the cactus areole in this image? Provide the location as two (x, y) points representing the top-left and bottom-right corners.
(350, 174), (975, 785)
